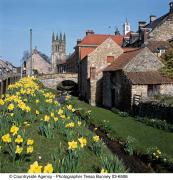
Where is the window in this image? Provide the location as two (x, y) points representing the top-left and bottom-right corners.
(107, 56), (114, 63)
(147, 85), (160, 97)
(157, 48), (166, 57)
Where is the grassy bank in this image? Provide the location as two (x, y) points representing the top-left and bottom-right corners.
(72, 97), (173, 158)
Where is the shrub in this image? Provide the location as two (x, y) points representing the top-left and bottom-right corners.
(124, 136), (137, 156)
(136, 117), (173, 132)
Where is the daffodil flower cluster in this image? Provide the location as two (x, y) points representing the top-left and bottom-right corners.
(1, 124), (34, 160)
(28, 161), (53, 173)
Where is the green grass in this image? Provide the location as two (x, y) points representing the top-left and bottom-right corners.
(0, 122), (100, 173)
(72, 97), (173, 158)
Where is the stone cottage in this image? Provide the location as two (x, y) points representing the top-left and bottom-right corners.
(77, 31), (125, 106)
(103, 47), (173, 110)
(123, 2), (173, 57)
(23, 48), (51, 75)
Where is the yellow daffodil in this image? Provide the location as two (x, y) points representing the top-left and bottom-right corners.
(0, 99), (4, 106)
(15, 145), (23, 154)
(60, 114), (66, 119)
(36, 99), (39, 103)
(36, 110), (40, 115)
(72, 108), (75, 112)
(28, 161), (42, 173)
(54, 117), (58, 122)
(50, 112), (54, 117)
(100, 168), (108, 173)
(78, 137), (87, 148)
(93, 135), (100, 142)
(77, 121), (81, 126)
(157, 149), (161, 155)
(10, 125), (19, 136)
(43, 163), (53, 173)
(67, 105), (73, 111)
(8, 103), (14, 111)
(15, 135), (23, 144)
(58, 109), (63, 115)
(65, 122), (75, 128)
(2, 133), (11, 143)
(27, 146), (33, 154)
(27, 139), (34, 145)
(44, 115), (50, 122)
(68, 141), (78, 151)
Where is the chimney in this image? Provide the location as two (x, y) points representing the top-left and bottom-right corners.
(150, 15), (157, 23)
(77, 39), (82, 45)
(170, 2), (173, 13)
(86, 30), (95, 36)
(138, 21), (147, 30)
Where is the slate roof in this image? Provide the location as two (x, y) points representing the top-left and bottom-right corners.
(126, 71), (173, 85)
(145, 13), (169, 29)
(104, 49), (141, 71)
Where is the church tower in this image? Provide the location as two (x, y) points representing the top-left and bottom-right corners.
(51, 32), (66, 72)
(123, 19), (131, 35)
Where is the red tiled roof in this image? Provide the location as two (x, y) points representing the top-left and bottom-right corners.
(79, 34), (124, 46)
(80, 47), (95, 60)
(126, 71), (173, 85)
(104, 49), (142, 71)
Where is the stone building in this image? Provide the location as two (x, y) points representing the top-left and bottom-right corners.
(123, 2), (173, 57)
(51, 32), (68, 73)
(0, 58), (19, 95)
(103, 47), (173, 110)
(23, 48), (51, 75)
(75, 30), (126, 105)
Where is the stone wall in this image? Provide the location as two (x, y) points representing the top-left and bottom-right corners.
(26, 53), (51, 75)
(124, 47), (164, 72)
(160, 84), (173, 96)
(148, 13), (173, 41)
(103, 71), (132, 110)
(87, 38), (123, 79)
(131, 85), (148, 103)
(84, 38), (124, 106)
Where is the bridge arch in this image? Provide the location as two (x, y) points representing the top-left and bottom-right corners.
(39, 73), (78, 90)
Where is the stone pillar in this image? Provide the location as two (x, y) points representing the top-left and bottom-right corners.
(89, 67), (96, 106)
(90, 80), (96, 106)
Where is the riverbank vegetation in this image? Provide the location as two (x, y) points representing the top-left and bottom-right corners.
(0, 77), (127, 173)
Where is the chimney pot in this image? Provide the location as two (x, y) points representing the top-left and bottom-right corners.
(86, 30), (95, 36)
(150, 15), (157, 23)
(138, 21), (147, 30)
(77, 39), (82, 45)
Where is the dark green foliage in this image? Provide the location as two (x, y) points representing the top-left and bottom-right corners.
(136, 117), (173, 132)
(154, 94), (173, 107)
(124, 136), (137, 156)
(160, 42), (173, 78)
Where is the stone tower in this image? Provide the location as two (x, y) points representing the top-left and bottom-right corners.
(51, 32), (66, 72)
(123, 19), (131, 35)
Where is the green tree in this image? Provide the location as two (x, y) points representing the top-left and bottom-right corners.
(161, 42), (173, 78)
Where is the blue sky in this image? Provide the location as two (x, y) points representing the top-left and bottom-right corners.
(0, 0), (171, 66)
